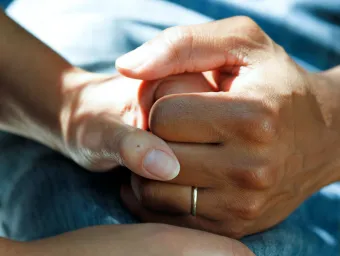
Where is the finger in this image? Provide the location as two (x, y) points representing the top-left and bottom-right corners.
(121, 185), (248, 238)
(156, 140), (274, 191)
(121, 185), (216, 228)
(137, 73), (215, 129)
(117, 75), (214, 180)
(131, 174), (220, 220)
(162, 143), (221, 187)
(116, 16), (270, 80)
(150, 92), (229, 143)
(75, 114), (180, 180)
(115, 126), (181, 181)
(153, 73), (217, 100)
(130, 173), (267, 222)
(149, 92), (267, 143)
(131, 174), (191, 214)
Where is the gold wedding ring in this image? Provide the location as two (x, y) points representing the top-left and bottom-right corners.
(191, 187), (198, 216)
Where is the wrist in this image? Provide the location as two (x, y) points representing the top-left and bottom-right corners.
(0, 65), (87, 154)
(0, 12), (96, 154)
(308, 67), (340, 183)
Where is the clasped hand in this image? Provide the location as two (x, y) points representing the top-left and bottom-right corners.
(115, 17), (340, 238)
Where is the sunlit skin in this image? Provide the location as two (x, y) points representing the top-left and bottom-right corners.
(1, 7), (339, 254)
(0, 11), (254, 255)
(117, 17), (340, 238)
(59, 72), (215, 174)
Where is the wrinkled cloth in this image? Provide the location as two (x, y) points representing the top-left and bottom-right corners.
(0, 0), (339, 255)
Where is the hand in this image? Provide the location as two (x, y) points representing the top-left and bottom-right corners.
(0, 11), (214, 181)
(117, 17), (340, 237)
(24, 224), (254, 256)
(58, 70), (214, 180)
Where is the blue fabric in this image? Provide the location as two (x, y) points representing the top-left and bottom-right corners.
(0, 0), (339, 255)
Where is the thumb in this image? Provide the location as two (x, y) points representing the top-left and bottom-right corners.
(116, 16), (271, 81)
(113, 125), (180, 181)
(118, 73), (214, 180)
(75, 114), (180, 181)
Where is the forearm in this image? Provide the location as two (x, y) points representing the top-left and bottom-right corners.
(0, 11), (84, 151)
(0, 232), (121, 256)
(0, 228), (121, 256)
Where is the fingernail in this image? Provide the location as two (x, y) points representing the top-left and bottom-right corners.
(116, 44), (150, 70)
(143, 150), (180, 180)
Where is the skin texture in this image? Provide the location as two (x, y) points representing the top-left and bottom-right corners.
(117, 17), (340, 238)
(0, 11), (254, 256)
(0, 11), (216, 181)
(0, 224), (255, 256)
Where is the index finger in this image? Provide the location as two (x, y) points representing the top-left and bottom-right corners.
(149, 92), (268, 143)
(116, 16), (271, 80)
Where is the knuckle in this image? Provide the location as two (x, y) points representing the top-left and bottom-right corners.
(253, 116), (276, 142)
(74, 147), (101, 170)
(236, 166), (274, 190)
(237, 196), (264, 220)
(237, 16), (260, 31)
(257, 113), (278, 140)
(242, 106), (278, 143)
(235, 16), (270, 46)
(74, 142), (121, 171)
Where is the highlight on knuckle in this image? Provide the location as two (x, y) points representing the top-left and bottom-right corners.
(237, 166), (274, 190)
(226, 163), (276, 191)
(237, 16), (261, 32)
(235, 16), (270, 46)
(242, 107), (278, 143)
(257, 113), (278, 141)
(236, 196), (264, 220)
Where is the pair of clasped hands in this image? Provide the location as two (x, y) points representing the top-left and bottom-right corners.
(61, 17), (338, 244)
